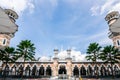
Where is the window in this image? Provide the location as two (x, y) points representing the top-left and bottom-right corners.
(117, 40), (120, 46)
(2, 39), (7, 45)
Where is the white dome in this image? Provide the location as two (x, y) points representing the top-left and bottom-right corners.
(57, 49), (87, 62)
(39, 56), (49, 61)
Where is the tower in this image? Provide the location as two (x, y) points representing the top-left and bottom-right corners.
(0, 7), (18, 47)
(105, 11), (120, 50)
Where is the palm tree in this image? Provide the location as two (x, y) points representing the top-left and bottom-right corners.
(99, 45), (120, 77)
(86, 42), (101, 77)
(0, 47), (16, 78)
(16, 40), (36, 76)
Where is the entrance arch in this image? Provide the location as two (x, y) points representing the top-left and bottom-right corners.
(58, 65), (67, 74)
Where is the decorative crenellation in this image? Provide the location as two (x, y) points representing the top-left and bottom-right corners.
(4, 9), (18, 22)
(105, 11), (119, 26)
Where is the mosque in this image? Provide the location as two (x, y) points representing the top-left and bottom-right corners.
(0, 7), (120, 78)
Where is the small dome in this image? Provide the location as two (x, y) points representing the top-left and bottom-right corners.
(39, 56), (49, 61)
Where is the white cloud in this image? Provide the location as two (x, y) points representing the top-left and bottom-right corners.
(85, 30), (112, 46)
(0, 0), (34, 15)
(90, 0), (120, 16)
(90, 6), (100, 16)
(98, 37), (112, 46)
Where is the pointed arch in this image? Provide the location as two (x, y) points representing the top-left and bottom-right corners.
(87, 65), (93, 76)
(31, 63), (38, 69)
(32, 65), (37, 76)
(25, 65), (31, 76)
(80, 65), (86, 76)
(107, 65), (112, 76)
(17, 64), (24, 76)
(46, 65), (52, 76)
(25, 64), (31, 68)
(58, 65), (67, 74)
(3, 64), (10, 76)
(93, 65), (99, 75)
(3, 64), (10, 70)
(11, 64), (17, 76)
(113, 64), (120, 76)
(17, 64), (23, 70)
(73, 65), (79, 77)
(100, 65), (106, 76)
(39, 65), (45, 76)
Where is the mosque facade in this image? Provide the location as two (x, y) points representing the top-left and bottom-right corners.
(0, 7), (120, 78)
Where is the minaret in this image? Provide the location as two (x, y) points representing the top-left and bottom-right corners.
(66, 49), (72, 60)
(0, 8), (18, 47)
(53, 49), (59, 60)
(105, 11), (120, 50)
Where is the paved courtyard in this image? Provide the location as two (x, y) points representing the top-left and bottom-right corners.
(0, 78), (120, 80)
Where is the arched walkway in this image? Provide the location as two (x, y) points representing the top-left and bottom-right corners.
(58, 65), (67, 74)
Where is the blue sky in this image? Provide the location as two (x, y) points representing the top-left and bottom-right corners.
(1, 0), (120, 58)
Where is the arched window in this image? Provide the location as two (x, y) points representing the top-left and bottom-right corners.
(46, 65), (52, 76)
(39, 65), (45, 76)
(80, 65), (86, 76)
(73, 65), (79, 77)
